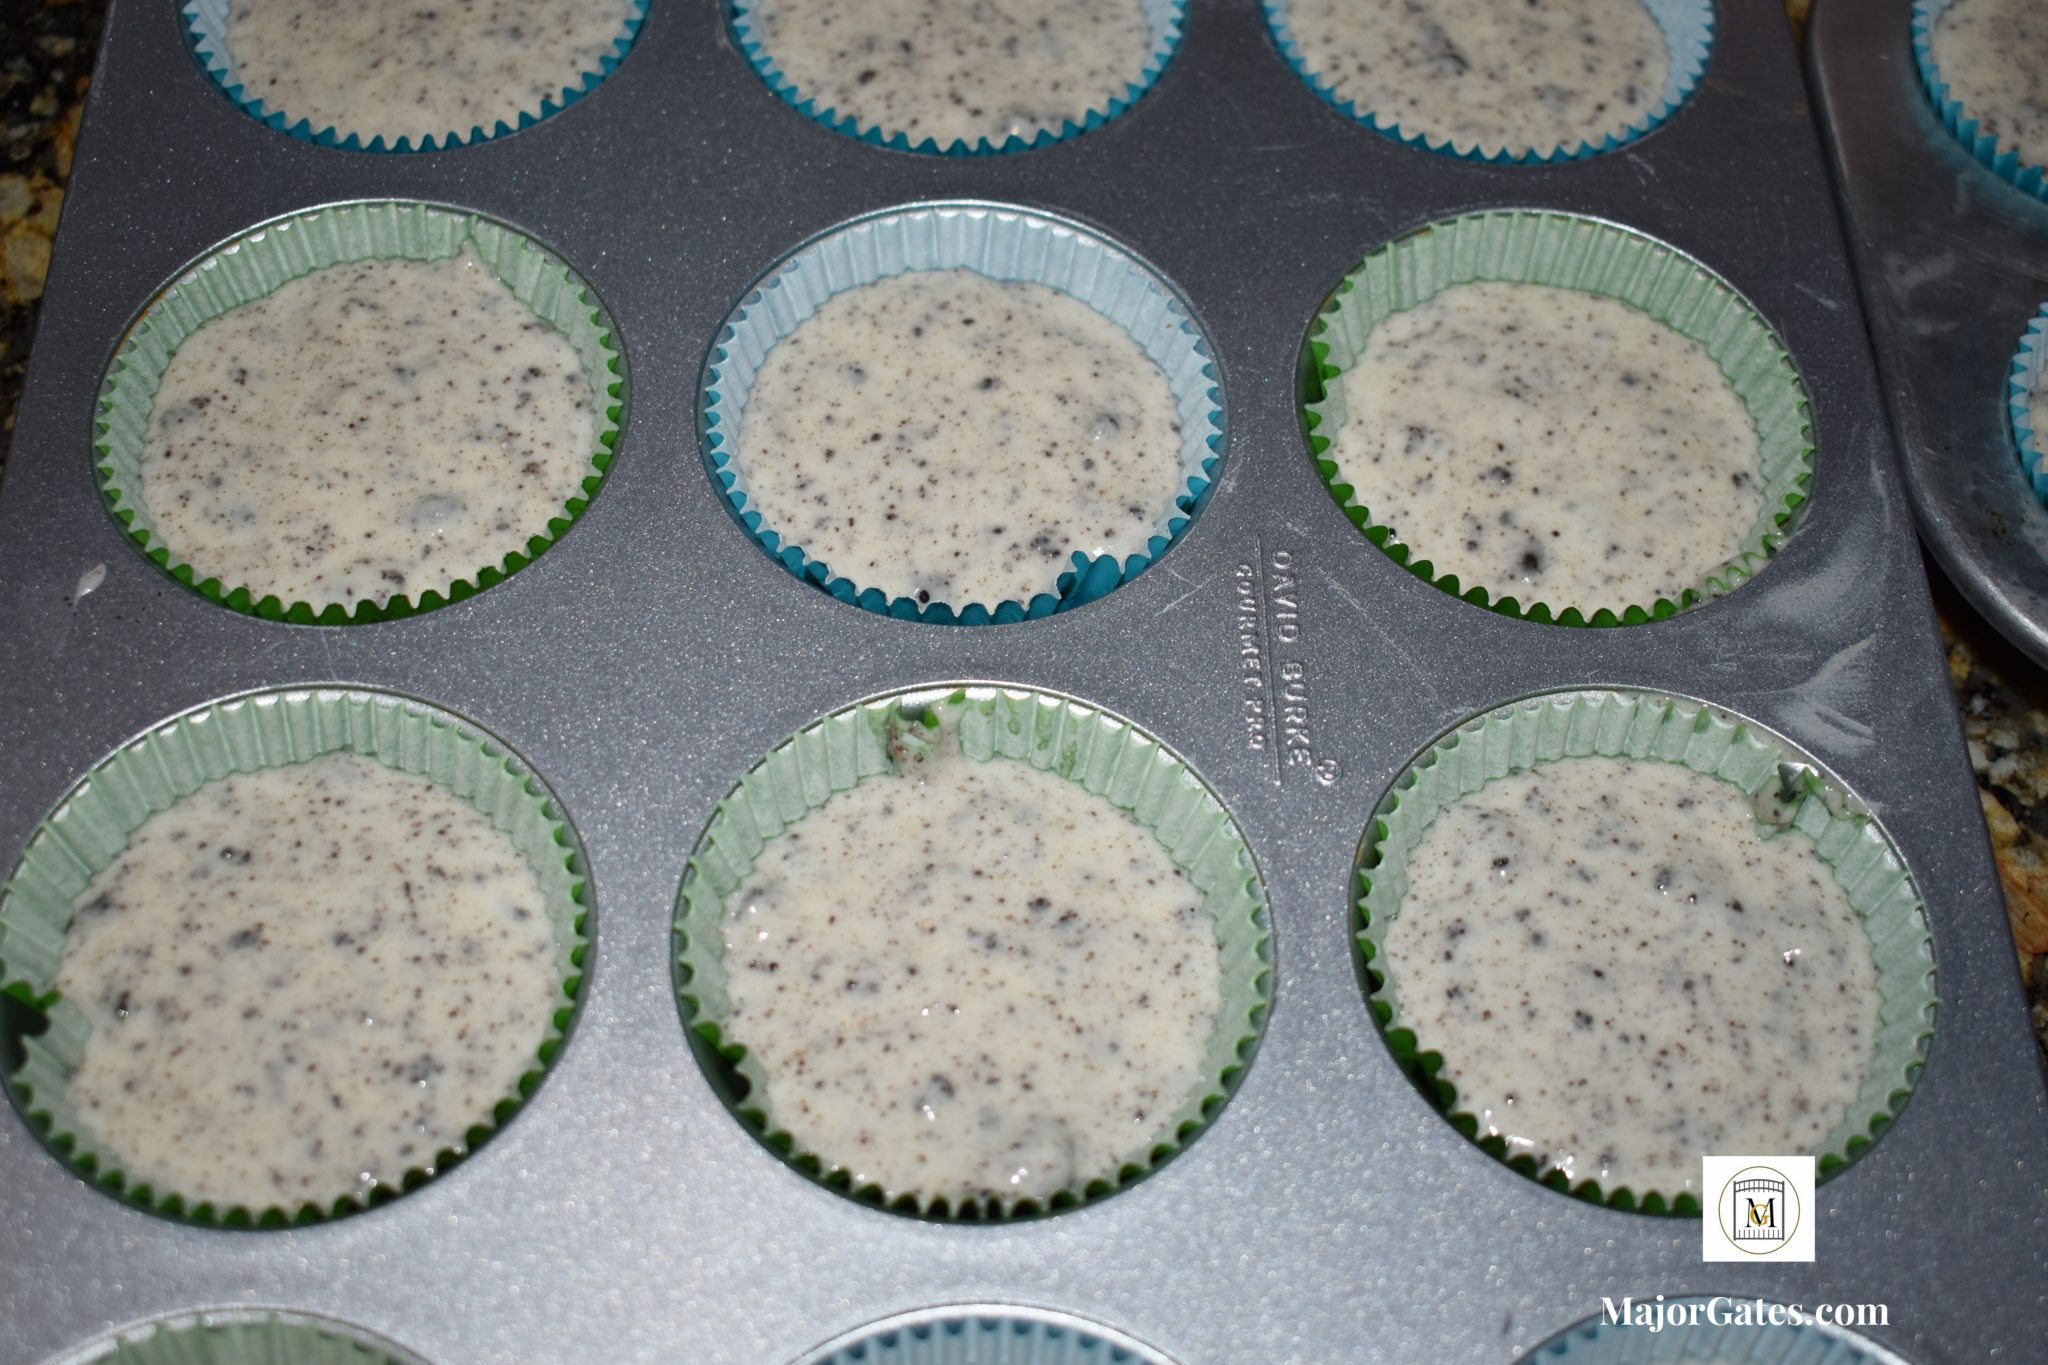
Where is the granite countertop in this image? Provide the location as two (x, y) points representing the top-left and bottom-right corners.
(1, 0), (2043, 1058)
(0, 0), (97, 445)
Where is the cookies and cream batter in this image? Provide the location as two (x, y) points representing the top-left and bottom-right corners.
(747, 0), (1153, 148)
(221, 0), (635, 145)
(1327, 280), (1761, 611)
(1931, 0), (2048, 172)
(141, 249), (598, 611)
(735, 269), (1186, 609)
(1383, 757), (1877, 1194)
(1282, 0), (1668, 156)
(718, 740), (1221, 1210)
(55, 753), (561, 1211)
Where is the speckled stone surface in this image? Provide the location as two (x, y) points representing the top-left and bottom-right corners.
(0, 0), (99, 450)
(0, 0), (2041, 1067)
(1934, 574), (2048, 1052)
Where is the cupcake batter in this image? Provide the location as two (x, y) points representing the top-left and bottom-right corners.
(220, 0), (635, 146)
(1931, 0), (2048, 173)
(140, 249), (599, 612)
(1282, 0), (1668, 157)
(55, 753), (562, 1212)
(1383, 757), (1877, 1195)
(747, 0), (1154, 148)
(718, 741), (1222, 1210)
(735, 269), (1186, 609)
(1327, 280), (1762, 611)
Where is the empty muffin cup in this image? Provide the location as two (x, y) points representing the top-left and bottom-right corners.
(95, 200), (624, 625)
(1357, 689), (1935, 1214)
(675, 685), (1270, 1220)
(1913, 0), (2048, 202)
(183, 0), (648, 152)
(0, 687), (589, 1226)
(703, 203), (1222, 625)
(1304, 210), (1812, 626)
(731, 0), (1184, 155)
(58, 1309), (425, 1365)
(1262, 0), (1712, 163)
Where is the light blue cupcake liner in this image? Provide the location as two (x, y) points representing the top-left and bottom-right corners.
(1523, 1299), (1913, 1364)
(703, 203), (1224, 626)
(2008, 305), (2048, 502)
(731, 0), (1183, 156)
(800, 1306), (1176, 1365)
(182, 0), (648, 152)
(1913, 0), (2048, 201)
(1262, 0), (1713, 164)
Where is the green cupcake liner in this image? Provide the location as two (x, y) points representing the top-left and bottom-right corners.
(674, 684), (1271, 1220)
(1304, 211), (1813, 627)
(63, 1308), (420, 1365)
(1356, 689), (1936, 1215)
(0, 686), (589, 1227)
(95, 201), (626, 625)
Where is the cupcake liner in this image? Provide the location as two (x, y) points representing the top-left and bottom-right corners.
(801, 1305), (1176, 1365)
(0, 686), (590, 1227)
(731, 0), (1184, 156)
(1356, 689), (1936, 1215)
(182, 0), (647, 153)
(1523, 1298), (1913, 1364)
(674, 684), (1270, 1220)
(1262, 0), (1712, 164)
(1304, 210), (1812, 627)
(61, 1308), (424, 1365)
(1912, 0), (2048, 203)
(703, 203), (1223, 625)
(95, 200), (625, 626)
(2008, 305), (2048, 503)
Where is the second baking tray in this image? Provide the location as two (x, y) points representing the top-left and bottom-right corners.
(2, 0), (2044, 1362)
(1809, 0), (2048, 668)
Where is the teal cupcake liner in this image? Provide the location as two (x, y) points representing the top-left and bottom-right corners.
(675, 684), (1271, 1220)
(731, 0), (1182, 156)
(1912, 0), (2048, 202)
(95, 200), (626, 625)
(1304, 210), (1813, 627)
(1356, 689), (1936, 1215)
(2008, 304), (2048, 503)
(0, 686), (590, 1227)
(704, 203), (1223, 625)
(1523, 1299), (1914, 1364)
(1262, 0), (1712, 164)
(183, 0), (647, 153)
(801, 1306), (1176, 1365)
(59, 1308), (426, 1365)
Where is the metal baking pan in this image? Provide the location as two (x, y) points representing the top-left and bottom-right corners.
(1807, 0), (2048, 669)
(2, 0), (2043, 1361)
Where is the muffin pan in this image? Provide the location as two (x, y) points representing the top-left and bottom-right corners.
(0, 0), (2042, 1362)
(1808, 0), (2048, 666)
